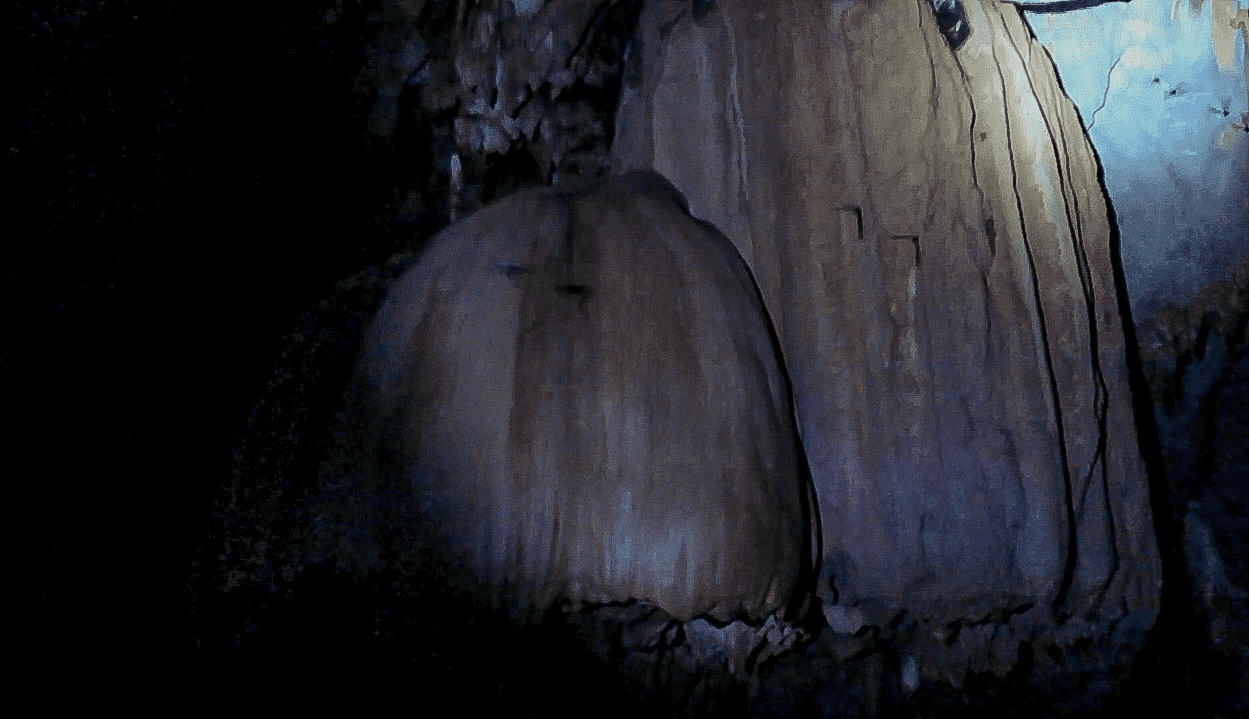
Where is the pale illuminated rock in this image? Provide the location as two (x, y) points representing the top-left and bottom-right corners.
(333, 170), (819, 624)
(612, 0), (1162, 669)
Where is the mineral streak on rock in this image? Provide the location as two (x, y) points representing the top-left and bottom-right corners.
(612, 0), (1162, 681)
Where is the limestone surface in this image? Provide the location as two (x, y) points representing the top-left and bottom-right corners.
(612, 0), (1162, 668)
(328, 170), (819, 624)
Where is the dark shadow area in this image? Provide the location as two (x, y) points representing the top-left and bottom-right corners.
(12, 0), (421, 705)
(183, 562), (661, 715)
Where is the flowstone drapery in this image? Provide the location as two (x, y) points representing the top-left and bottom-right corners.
(612, 0), (1162, 678)
(323, 170), (819, 625)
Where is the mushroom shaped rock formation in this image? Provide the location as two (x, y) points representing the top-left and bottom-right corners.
(341, 170), (819, 625)
(612, 0), (1162, 670)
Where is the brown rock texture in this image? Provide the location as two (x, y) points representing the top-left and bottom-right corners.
(612, 0), (1161, 663)
(331, 170), (819, 623)
(356, 0), (644, 226)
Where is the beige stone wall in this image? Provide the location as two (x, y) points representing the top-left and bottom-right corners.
(612, 0), (1160, 635)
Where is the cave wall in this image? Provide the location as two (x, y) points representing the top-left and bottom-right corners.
(611, 0), (1161, 673)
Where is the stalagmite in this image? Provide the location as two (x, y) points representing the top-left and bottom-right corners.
(329, 170), (819, 624)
